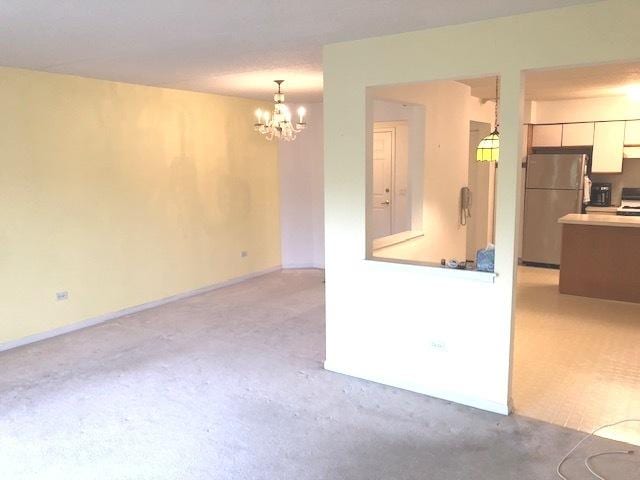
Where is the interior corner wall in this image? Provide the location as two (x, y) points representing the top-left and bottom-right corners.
(323, 0), (640, 415)
(0, 67), (281, 346)
(469, 97), (497, 127)
(278, 103), (325, 269)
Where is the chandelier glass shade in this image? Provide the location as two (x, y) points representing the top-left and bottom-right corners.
(254, 80), (306, 141)
(476, 76), (500, 163)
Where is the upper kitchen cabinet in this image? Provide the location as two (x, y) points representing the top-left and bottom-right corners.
(561, 122), (594, 146)
(623, 146), (640, 159)
(624, 120), (640, 145)
(592, 121), (625, 173)
(531, 124), (562, 147)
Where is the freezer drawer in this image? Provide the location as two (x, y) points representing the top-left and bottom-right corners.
(522, 188), (583, 265)
(526, 154), (585, 190)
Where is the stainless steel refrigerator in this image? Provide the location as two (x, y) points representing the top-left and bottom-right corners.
(522, 154), (586, 266)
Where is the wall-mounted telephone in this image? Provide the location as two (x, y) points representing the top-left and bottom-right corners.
(460, 187), (472, 226)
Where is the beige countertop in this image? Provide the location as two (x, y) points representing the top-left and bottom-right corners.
(584, 205), (619, 212)
(558, 213), (640, 228)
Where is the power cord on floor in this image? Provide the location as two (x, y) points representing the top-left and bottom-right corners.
(585, 450), (634, 480)
(556, 419), (639, 480)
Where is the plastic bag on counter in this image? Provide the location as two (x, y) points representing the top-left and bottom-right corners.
(476, 244), (495, 272)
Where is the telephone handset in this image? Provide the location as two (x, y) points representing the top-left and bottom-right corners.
(460, 187), (472, 225)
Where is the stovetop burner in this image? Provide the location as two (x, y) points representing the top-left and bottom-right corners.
(617, 189), (640, 216)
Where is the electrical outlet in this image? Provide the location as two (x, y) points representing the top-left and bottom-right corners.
(56, 291), (69, 301)
(241, 251), (248, 258)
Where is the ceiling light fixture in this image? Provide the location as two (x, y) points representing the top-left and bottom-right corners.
(626, 84), (640, 102)
(476, 76), (500, 163)
(254, 80), (306, 141)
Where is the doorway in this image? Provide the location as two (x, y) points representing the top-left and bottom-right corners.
(371, 121), (410, 239)
(512, 61), (640, 446)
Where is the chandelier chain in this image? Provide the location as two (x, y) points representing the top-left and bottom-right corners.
(494, 75), (499, 130)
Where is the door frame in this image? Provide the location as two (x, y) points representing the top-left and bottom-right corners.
(372, 124), (397, 238)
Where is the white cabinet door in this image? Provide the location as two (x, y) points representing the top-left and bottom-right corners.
(624, 120), (640, 145)
(532, 124), (562, 147)
(592, 121), (625, 173)
(562, 123), (594, 146)
(623, 146), (640, 159)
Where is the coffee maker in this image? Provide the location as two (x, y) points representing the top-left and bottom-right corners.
(590, 183), (612, 207)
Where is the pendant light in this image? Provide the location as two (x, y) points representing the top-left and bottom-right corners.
(476, 76), (500, 163)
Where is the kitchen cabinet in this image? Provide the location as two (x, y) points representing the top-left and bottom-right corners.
(592, 121), (625, 173)
(532, 124), (562, 147)
(561, 122), (594, 146)
(559, 214), (640, 304)
(624, 120), (640, 145)
(624, 146), (640, 159)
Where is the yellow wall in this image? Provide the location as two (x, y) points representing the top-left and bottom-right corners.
(323, 0), (640, 414)
(0, 67), (280, 345)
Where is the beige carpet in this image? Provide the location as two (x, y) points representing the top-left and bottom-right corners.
(1, 269), (638, 479)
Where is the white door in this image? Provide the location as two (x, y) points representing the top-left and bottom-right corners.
(372, 129), (393, 238)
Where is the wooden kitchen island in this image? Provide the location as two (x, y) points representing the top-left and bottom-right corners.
(558, 214), (640, 303)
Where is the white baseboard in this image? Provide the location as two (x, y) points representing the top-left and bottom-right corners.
(324, 360), (510, 416)
(0, 266), (282, 354)
(282, 263), (324, 270)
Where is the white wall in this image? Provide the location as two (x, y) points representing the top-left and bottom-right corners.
(469, 96), (497, 127)
(279, 103), (324, 268)
(323, 0), (640, 415)
(531, 95), (640, 124)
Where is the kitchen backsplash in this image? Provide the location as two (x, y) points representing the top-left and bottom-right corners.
(592, 157), (640, 205)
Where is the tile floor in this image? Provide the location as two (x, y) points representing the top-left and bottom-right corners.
(513, 266), (640, 446)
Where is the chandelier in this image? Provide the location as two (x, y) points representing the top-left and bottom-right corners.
(254, 80), (306, 141)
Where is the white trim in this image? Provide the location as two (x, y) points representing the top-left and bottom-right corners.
(324, 360), (510, 416)
(364, 257), (497, 283)
(0, 266), (281, 353)
(281, 263), (325, 270)
(372, 230), (423, 250)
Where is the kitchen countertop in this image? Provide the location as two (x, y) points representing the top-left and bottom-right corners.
(584, 205), (619, 212)
(558, 213), (640, 228)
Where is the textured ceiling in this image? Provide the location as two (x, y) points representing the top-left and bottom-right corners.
(459, 62), (640, 101)
(0, 0), (597, 102)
